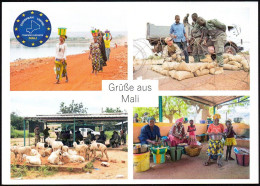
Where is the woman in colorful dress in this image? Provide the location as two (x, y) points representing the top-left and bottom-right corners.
(168, 117), (188, 147)
(89, 36), (102, 74)
(55, 35), (68, 84)
(204, 114), (225, 167)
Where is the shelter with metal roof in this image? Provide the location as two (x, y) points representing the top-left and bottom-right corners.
(23, 113), (128, 146)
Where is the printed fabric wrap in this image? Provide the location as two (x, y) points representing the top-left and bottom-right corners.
(207, 139), (224, 157)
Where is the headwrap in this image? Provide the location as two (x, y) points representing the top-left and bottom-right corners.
(148, 117), (156, 123)
(213, 114), (221, 120)
(165, 37), (172, 43)
(175, 117), (184, 124)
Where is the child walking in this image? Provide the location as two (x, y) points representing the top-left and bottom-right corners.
(187, 119), (197, 146)
(224, 120), (237, 161)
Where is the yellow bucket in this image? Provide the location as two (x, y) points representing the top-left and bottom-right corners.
(58, 28), (67, 36)
(133, 151), (150, 172)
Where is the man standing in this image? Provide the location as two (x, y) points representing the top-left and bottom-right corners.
(170, 15), (189, 63)
(43, 126), (50, 142)
(189, 13), (207, 62)
(34, 125), (40, 145)
(197, 17), (227, 68)
(104, 33), (112, 61)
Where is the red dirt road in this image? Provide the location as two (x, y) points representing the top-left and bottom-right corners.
(10, 46), (127, 91)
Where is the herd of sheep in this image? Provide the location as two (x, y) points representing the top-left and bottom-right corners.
(10, 137), (109, 166)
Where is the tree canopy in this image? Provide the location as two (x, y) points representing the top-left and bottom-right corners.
(59, 100), (88, 114)
(10, 112), (24, 130)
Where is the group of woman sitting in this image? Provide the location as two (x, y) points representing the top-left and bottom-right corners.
(139, 114), (237, 167)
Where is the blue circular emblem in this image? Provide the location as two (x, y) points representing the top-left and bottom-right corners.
(13, 10), (51, 47)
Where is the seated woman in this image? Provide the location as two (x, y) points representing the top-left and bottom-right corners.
(168, 117), (188, 147)
(96, 131), (106, 144)
(138, 117), (161, 145)
(204, 114), (225, 167)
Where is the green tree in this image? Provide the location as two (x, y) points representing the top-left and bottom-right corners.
(133, 107), (159, 121)
(10, 112), (24, 130)
(59, 100), (88, 114)
(104, 107), (122, 113)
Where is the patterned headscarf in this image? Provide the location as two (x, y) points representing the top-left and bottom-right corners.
(213, 114), (221, 120)
(175, 117), (184, 124)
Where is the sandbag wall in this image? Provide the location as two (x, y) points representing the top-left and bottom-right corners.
(151, 54), (249, 81)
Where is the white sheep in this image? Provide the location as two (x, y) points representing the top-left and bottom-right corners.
(30, 149), (39, 156)
(89, 141), (109, 161)
(23, 151), (41, 165)
(11, 146), (32, 162)
(39, 148), (53, 157)
(36, 142), (45, 150)
(45, 137), (63, 151)
(68, 149), (78, 155)
(62, 152), (85, 163)
(73, 142), (89, 160)
(48, 149), (63, 165)
(61, 145), (69, 152)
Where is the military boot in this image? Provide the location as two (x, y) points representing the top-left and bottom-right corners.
(193, 55), (200, 63)
(216, 53), (224, 67)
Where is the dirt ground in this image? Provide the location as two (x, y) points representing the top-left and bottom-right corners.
(133, 65), (250, 90)
(133, 142), (249, 179)
(10, 138), (128, 179)
(10, 46), (127, 91)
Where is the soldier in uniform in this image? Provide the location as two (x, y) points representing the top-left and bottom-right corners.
(110, 131), (120, 148)
(120, 129), (126, 145)
(162, 37), (182, 62)
(84, 131), (92, 145)
(197, 17), (227, 67)
(189, 13), (207, 62)
(43, 126), (50, 142)
(96, 131), (106, 144)
(34, 125), (40, 145)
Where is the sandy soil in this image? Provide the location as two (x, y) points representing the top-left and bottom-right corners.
(133, 65), (250, 90)
(10, 46), (127, 91)
(11, 144), (128, 179)
(134, 142), (249, 179)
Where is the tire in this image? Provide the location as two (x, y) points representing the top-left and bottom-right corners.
(224, 45), (236, 55)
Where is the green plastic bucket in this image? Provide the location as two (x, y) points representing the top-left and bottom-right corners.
(150, 147), (168, 164)
(170, 147), (183, 161)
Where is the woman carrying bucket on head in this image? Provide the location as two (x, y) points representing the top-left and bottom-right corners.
(89, 28), (102, 74)
(204, 114), (225, 167)
(55, 28), (68, 84)
(138, 117), (161, 145)
(168, 117), (188, 147)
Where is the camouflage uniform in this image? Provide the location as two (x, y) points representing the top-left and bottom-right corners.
(34, 127), (40, 145)
(162, 44), (182, 62)
(191, 22), (207, 62)
(203, 19), (227, 67)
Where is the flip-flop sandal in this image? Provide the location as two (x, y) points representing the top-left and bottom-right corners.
(204, 161), (210, 166)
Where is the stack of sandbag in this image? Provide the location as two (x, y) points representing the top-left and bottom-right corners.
(223, 54), (249, 72)
(181, 56), (195, 63)
(209, 67), (224, 75)
(200, 54), (214, 63)
(151, 65), (169, 76)
(169, 70), (194, 81)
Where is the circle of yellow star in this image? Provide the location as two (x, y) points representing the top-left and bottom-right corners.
(22, 40), (25, 43)
(45, 19), (49, 22)
(17, 35), (20, 38)
(15, 28), (18, 31)
(39, 13), (43, 16)
(39, 40), (43, 43)
(45, 35), (48, 38)
(32, 43), (35, 46)
(22, 14), (25, 17)
(16, 19), (20, 22)
(31, 11), (34, 14)
(47, 27), (50, 30)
